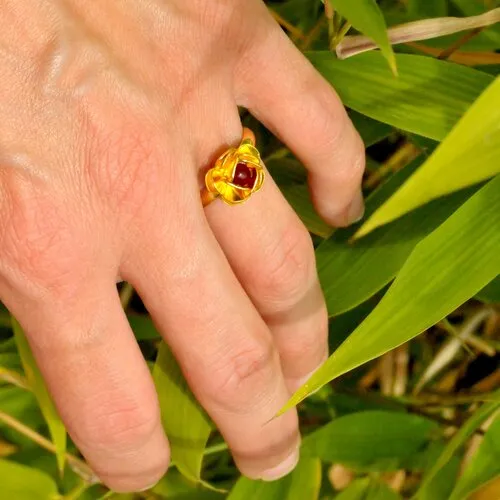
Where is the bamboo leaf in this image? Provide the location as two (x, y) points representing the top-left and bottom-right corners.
(356, 77), (500, 238)
(330, 0), (396, 73)
(280, 175), (500, 412)
(335, 478), (402, 499)
(302, 411), (437, 470)
(268, 158), (333, 238)
(307, 52), (493, 141)
(417, 397), (500, 497)
(11, 317), (66, 474)
(227, 456), (321, 500)
(153, 341), (212, 482)
(0, 459), (59, 500)
(317, 161), (479, 317)
(477, 276), (500, 304)
(449, 416), (500, 500)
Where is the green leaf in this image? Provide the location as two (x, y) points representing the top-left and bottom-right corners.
(365, 482), (402, 500)
(281, 175), (500, 411)
(128, 314), (161, 340)
(153, 341), (212, 482)
(330, 0), (396, 73)
(349, 111), (393, 148)
(11, 317), (66, 474)
(227, 456), (321, 500)
(417, 396), (500, 497)
(449, 416), (500, 500)
(152, 469), (225, 500)
(413, 442), (460, 500)
(0, 459), (59, 500)
(317, 161), (479, 317)
(356, 77), (500, 238)
(451, 0), (500, 46)
(302, 411), (437, 470)
(307, 52), (493, 141)
(477, 276), (500, 304)
(268, 158), (333, 238)
(335, 478), (371, 500)
(335, 478), (402, 500)
(409, 0), (448, 17)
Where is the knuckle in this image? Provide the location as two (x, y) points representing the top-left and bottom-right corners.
(75, 402), (159, 451)
(204, 336), (278, 413)
(259, 224), (316, 308)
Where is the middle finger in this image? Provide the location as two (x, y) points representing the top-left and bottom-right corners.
(124, 165), (300, 481)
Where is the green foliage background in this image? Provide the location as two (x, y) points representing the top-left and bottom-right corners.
(1, 0), (499, 499)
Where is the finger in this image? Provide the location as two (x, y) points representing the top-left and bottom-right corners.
(2, 280), (169, 492)
(124, 188), (301, 481)
(205, 168), (328, 393)
(235, 20), (366, 227)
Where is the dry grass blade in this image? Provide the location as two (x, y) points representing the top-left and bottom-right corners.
(0, 410), (97, 484)
(336, 8), (500, 59)
(414, 308), (493, 394)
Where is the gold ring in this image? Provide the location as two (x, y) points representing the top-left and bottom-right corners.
(201, 128), (265, 207)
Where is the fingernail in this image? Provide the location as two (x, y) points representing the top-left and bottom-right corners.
(260, 448), (300, 482)
(346, 189), (365, 224)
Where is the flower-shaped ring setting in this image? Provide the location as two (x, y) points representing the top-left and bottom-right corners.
(201, 128), (264, 206)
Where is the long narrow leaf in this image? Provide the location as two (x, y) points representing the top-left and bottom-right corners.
(330, 0), (396, 73)
(307, 52), (493, 141)
(416, 397), (500, 497)
(449, 416), (500, 500)
(11, 317), (66, 474)
(280, 175), (500, 412)
(356, 77), (500, 238)
(153, 341), (212, 482)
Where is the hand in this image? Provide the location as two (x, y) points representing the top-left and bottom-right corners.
(0, 0), (365, 491)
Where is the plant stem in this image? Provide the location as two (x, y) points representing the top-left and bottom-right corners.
(0, 367), (30, 391)
(203, 441), (229, 456)
(270, 10), (305, 40)
(119, 282), (135, 310)
(438, 27), (484, 60)
(0, 410), (97, 484)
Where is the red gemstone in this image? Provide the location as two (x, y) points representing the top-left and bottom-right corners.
(233, 162), (257, 189)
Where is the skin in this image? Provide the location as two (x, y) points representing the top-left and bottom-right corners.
(0, 0), (365, 492)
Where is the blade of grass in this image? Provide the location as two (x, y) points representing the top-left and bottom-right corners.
(11, 317), (67, 475)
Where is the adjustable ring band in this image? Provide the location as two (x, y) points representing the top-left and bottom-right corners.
(201, 128), (265, 207)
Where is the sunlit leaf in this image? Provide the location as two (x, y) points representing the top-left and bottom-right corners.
(308, 52), (493, 141)
(11, 318), (66, 474)
(330, 0), (396, 73)
(317, 160), (479, 317)
(281, 175), (500, 411)
(0, 459), (58, 500)
(356, 77), (500, 238)
(153, 341), (212, 482)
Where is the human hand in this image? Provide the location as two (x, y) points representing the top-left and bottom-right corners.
(0, 0), (365, 492)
